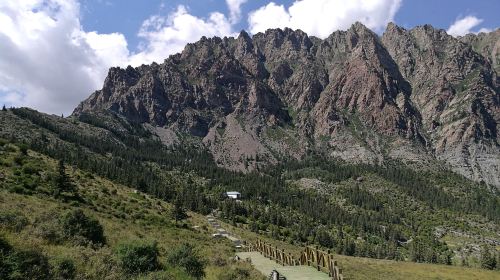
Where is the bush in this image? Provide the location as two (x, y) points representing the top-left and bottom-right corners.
(5, 248), (51, 280)
(0, 236), (13, 279)
(480, 246), (497, 270)
(33, 212), (63, 244)
(0, 211), (29, 232)
(18, 144), (28, 155)
(167, 243), (205, 279)
(115, 240), (159, 274)
(0, 138), (8, 147)
(78, 246), (123, 279)
(8, 185), (26, 194)
(60, 209), (105, 246)
(52, 257), (76, 280)
(22, 162), (41, 175)
(13, 155), (24, 166)
(219, 267), (251, 280)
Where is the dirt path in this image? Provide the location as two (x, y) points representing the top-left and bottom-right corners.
(206, 215), (242, 248)
(237, 252), (331, 280)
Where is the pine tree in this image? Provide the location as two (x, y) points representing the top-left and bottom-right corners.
(1, 105), (6, 111)
(54, 160), (76, 197)
(171, 195), (188, 224)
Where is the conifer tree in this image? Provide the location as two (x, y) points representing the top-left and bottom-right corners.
(54, 160), (76, 197)
(171, 195), (188, 224)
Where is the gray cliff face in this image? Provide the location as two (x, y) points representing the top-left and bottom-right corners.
(73, 23), (500, 188)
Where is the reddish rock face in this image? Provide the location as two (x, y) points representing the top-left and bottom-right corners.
(73, 23), (500, 187)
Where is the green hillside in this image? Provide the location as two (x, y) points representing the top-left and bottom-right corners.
(1, 108), (499, 279)
(0, 142), (263, 279)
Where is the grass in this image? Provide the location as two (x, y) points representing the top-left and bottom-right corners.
(1, 140), (499, 280)
(334, 254), (500, 280)
(217, 217), (500, 280)
(0, 143), (264, 280)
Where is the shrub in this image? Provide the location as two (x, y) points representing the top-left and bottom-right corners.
(219, 267), (251, 280)
(18, 144), (28, 155)
(167, 243), (205, 279)
(5, 248), (51, 280)
(60, 209), (105, 246)
(0, 236), (13, 279)
(8, 185), (26, 194)
(0, 211), (29, 232)
(13, 155), (24, 166)
(211, 255), (227, 267)
(115, 240), (159, 274)
(0, 138), (8, 146)
(480, 246), (497, 270)
(33, 211), (63, 244)
(52, 257), (76, 280)
(78, 246), (122, 279)
(22, 162), (41, 175)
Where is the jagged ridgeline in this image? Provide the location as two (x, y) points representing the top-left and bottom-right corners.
(73, 22), (500, 188)
(0, 22), (499, 271)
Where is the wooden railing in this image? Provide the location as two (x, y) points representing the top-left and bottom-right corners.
(300, 245), (344, 280)
(247, 239), (299, 266)
(246, 239), (344, 280)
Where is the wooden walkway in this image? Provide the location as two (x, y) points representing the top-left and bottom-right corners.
(246, 239), (344, 280)
(237, 252), (331, 280)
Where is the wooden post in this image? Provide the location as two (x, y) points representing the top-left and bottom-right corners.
(316, 246), (320, 271)
(327, 250), (331, 276)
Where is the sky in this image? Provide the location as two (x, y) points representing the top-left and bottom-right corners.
(0, 0), (498, 115)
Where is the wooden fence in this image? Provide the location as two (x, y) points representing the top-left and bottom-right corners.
(246, 239), (344, 280)
(300, 245), (344, 280)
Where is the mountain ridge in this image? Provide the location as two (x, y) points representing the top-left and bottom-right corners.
(73, 22), (500, 187)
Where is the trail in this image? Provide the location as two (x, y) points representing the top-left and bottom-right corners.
(206, 214), (242, 248)
(237, 252), (331, 280)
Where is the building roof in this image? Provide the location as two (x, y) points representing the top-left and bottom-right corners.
(226, 191), (241, 195)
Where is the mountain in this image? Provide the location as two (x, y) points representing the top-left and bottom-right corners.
(1, 22), (499, 277)
(73, 22), (500, 188)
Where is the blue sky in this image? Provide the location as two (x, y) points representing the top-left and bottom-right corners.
(79, 0), (499, 52)
(0, 0), (498, 114)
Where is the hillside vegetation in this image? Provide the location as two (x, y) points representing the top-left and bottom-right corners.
(0, 141), (263, 279)
(0, 108), (499, 279)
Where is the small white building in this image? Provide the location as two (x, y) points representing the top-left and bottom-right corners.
(226, 191), (241, 199)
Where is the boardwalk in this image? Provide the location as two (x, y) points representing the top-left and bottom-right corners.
(237, 252), (331, 280)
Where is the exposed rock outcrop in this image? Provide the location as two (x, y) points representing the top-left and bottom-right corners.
(73, 23), (500, 187)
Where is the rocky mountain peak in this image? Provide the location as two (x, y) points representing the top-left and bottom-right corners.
(73, 23), (500, 187)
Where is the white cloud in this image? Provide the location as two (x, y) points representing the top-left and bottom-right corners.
(0, 1), (236, 114)
(129, 5), (234, 66)
(248, 0), (402, 38)
(478, 27), (492, 33)
(447, 16), (486, 37)
(0, 0), (129, 115)
(0, 0), (409, 115)
(226, 0), (247, 24)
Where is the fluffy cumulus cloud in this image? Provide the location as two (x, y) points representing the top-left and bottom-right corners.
(0, 0), (129, 114)
(447, 15), (490, 37)
(129, 5), (233, 66)
(226, 0), (247, 24)
(0, 0), (406, 115)
(0, 1), (237, 114)
(248, 0), (402, 38)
